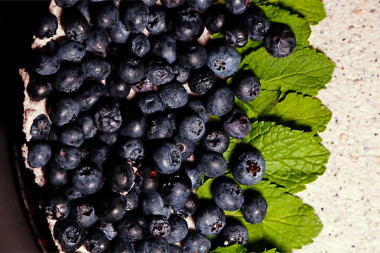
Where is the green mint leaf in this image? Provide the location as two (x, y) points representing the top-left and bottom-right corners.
(258, 5), (311, 47)
(197, 180), (322, 252)
(224, 121), (330, 193)
(253, 0), (326, 24)
(211, 243), (247, 253)
(240, 47), (335, 96)
(262, 249), (279, 253)
(235, 91), (332, 133)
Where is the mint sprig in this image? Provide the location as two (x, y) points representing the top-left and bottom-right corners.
(240, 47), (335, 96)
(224, 121), (330, 193)
(235, 91), (332, 133)
(252, 0), (327, 24)
(197, 180), (322, 252)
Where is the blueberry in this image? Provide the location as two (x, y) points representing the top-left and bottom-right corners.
(174, 193), (198, 218)
(143, 0), (158, 8)
(35, 13), (58, 39)
(44, 196), (71, 220)
(182, 164), (201, 190)
(61, 8), (90, 42)
(159, 82), (188, 108)
(121, 2), (149, 33)
(116, 213), (148, 242)
(75, 0), (92, 24)
(32, 50), (60, 76)
(186, 99), (210, 122)
(146, 114), (173, 140)
(142, 192), (171, 218)
(196, 152), (227, 178)
(98, 193), (127, 223)
(160, 173), (192, 209)
(232, 71), (261, 102)
(86, 29), (110, 56)
(151, 35), (177, 64)
(54, 0), (79, 8)
(75, 81), (107, 111)
(85, 231), (110, 253)
(119, 114), (147, 138)
(182, 232), (211, 253)
(26, 76), (52, 101)
(136, 237), (170, 253)
(178, 42), (207, 69)
(97, 222), (118, 240)
(161, 0), (186, 8)
(54, 146), (82, 170)
(132, 77), (155, 93)
(225, 21), (248, 47)
(53, 219), (85, 252)
(64, 185), (87, 200)
(123, 189), (139, 211)
(264, 23), (296, 58)
(170, 6), (204, 42)
(165, 215), (188, 244)
(242, 193), (267, 224)
(188, 68), (216, 95)
(207, 45), (241, 78)
(91, 2), (119, 30)
(44, 162), (69, 187)
(146, 61), (174, 86)
(59, 124), (84, 147)
(119, 139), (145, 164)
(220, 223), (248, 246)
(69, 203), (98, 228)
(109, 21), (130, 44)
(76, 113), (97, 139)
(203, 4), (229, 33)
(152, 142), (182, 174)
(172, 135), (196, 160)
(169, 245), (182, 253)
(206, 85), (235, 116)
(90, 143), (109, 169)
(149, 216), (171, 238)
(231, 147), (266, 185)
(72, 166), (104, 194)
(81, 55), (111, 81)
(109, 163), (135, 192)
(52, 63), (84, 93)
(172, 62), (190, 83)
(187, 0), (212, 12)
(118, 55), (145, 83)
(95, 103), (122, 133)
(30, 114), (51, 140)
(223, 108), (251, 139)
(107, 73), (131, 99)
(111, 237), (135, 253)
(242, 7), (271, 41)
(49, 97), (80, 126)
(27, 142), (51, 168)
(212, 178), (244, 211)
(226, 0), (250, 15)
(178, 115), (205, 142)
(195, 204), (226, 236)
(135, 165), (160, 195)
(200, 125), (230, 153)
(128, 33), (151, 58)
(147, 7), (167, 35)
(57, 40), (86, 63)
(98, 132), (119, 145)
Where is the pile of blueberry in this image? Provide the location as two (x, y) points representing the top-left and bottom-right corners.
(25, 0), (296, 252)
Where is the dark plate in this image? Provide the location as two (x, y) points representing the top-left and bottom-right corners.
(0, 1), (57, 252)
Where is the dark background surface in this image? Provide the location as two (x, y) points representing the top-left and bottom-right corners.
(0, 1), (52, 252)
